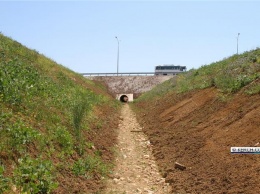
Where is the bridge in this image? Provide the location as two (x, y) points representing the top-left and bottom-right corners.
(83, 72), (177, 102)
(81, 72), (155, 76)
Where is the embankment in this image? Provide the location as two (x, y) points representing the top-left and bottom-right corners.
(134, 87), (260, 193)
(133, 49), (260, 193)
(0, 33), (119, 193)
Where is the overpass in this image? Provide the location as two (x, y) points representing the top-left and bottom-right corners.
(83, 72), (176, 102)
(81, 72), (155, 76)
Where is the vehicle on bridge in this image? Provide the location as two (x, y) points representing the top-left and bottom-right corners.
(155, 65), (186, 75)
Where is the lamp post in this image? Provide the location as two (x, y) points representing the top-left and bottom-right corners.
(115, 36), (119, 76)
(237, 33), (240, 55)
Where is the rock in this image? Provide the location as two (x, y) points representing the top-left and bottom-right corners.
(144, 188), (154, 194)
(159, 178), (165, 183)
(114, 173), (120, 179)
(127, 177), (132, 183)
(165, 178), (174, 183)
(166, 168), (174, 173)
(113, 178), (119, 184)
(174, 162), (186, 170)
(162, 172), (167, 178)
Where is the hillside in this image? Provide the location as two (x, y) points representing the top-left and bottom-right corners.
(0, 33), (120, 193)
(133, 50), (260, 193)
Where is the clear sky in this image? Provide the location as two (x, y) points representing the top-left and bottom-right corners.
(1, 1), (260, 73)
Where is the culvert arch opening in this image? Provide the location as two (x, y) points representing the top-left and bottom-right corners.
(120, 95), (129, 103)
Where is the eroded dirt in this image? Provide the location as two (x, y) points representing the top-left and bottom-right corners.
(134, 87), (260, 194)
(105, 104), (171, 194)
(53, 104), (119, 194)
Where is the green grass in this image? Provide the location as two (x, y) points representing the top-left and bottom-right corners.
(13, 156), (58, 194)
(135, 76), (177, 102)
(136, 48), (260, 102)
(176, 50), (260, 94)
(72, 155), (111, 179)
(0, 165), (10, 193)
(245, 82), (260, 95)
(4, 120), (40, 155)
(0, 33), (118, 193)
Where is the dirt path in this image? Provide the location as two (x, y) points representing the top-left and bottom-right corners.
(105, 104), (171, 194)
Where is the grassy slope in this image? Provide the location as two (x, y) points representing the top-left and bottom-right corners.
(133, 49), (260, 193)
(0, 33), (120, 193)
(137, 48), (260, 102)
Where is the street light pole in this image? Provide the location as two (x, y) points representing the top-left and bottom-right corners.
(237, 33), (240, 55)
(115, 36), (119, 76)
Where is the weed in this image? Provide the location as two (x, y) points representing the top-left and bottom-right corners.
(72, 101), (87, 137)
(54, 126), (74, 155)
(13, 156), (58, 194)
(0, 165), (10, 193)
(85, 141), (94, 149)
(0, 59), (39, 106)
(216, 93), (232, 103)
(72, 155), (110, 178)
(5, 120), (40, 155)
(245, 82), (260, 95)
(72, 94), (91, 155)
(214, 73), (255, 93)
(95, 120), (103, 130)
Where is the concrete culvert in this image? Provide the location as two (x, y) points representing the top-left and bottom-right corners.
(120, 95), (129, 103)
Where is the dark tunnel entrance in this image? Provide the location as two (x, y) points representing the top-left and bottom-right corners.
(120, 95), (129, 103)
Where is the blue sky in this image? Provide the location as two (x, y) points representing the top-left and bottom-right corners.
(1, 1), (260, 73)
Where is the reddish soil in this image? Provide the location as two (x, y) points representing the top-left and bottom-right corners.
(53, 104), (119, 194)
(133, 87), (260, 194)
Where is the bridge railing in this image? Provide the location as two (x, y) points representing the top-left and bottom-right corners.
(81, 72), (182, 76)
(81, 72), (155, 76)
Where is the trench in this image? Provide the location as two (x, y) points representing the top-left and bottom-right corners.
(105, 104), (171, 193)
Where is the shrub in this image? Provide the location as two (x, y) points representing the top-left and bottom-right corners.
(71, 94), (92, 155)
(54, 126), (74, 155)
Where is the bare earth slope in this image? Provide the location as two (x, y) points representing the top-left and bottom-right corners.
(105, 104), (171, 194)
(133, 87), (260, 194)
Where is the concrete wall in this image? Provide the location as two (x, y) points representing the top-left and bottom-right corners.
(86, 75), (174, 99)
